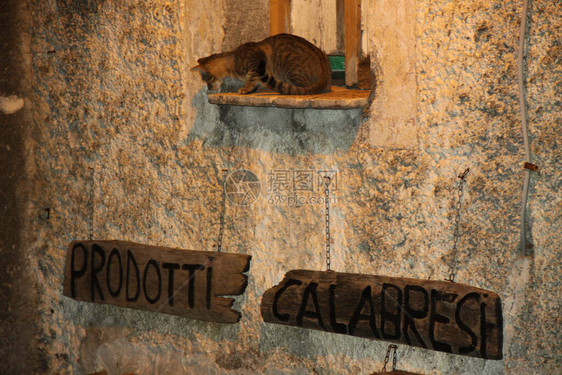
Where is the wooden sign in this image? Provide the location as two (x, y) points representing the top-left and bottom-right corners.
(63, 240), (251, 323)
(261, 270), (503, 359)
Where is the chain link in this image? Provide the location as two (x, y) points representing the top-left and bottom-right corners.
(446, 168), (470, 282)
(216, 169), (229, 252)
(88, 166), (95, 240)
(324, 176), (332, 272)
(382, 344), (398, 372)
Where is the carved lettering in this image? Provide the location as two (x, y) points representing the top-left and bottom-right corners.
(329, 284), (347, 334)
(64, 240), (251, 324)
(206, 267), (213, 310)
(90, 244), (106, 301)
(429, 289), (457, 353)
(381, 283), (402, 340)
(126, 249), (140, 302)
(456, 292), (479, 354)
(143, 259), (162, 304)
(70, 243), (88, 298)
(163, 263), (180, 306)
(480, 296), (503, 359)
(261, 270), (503, 359)
(348, 286), (381, 338)
(297, 282), (326, 330)
(182, 264), (204, 309)
(106, 248), (123, 297)
(273, 278), (302, 322)
(402, 284), (429, 348)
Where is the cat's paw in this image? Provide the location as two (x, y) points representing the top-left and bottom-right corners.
(238, 84), (259, 95)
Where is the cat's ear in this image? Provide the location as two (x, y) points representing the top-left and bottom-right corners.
(190, 64), (205, 73)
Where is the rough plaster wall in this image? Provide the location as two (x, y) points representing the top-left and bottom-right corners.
(222, 0), (269, 51)
(365, 0), (417, 148)
(4, 0), (560, 374)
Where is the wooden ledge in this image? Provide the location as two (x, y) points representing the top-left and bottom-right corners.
(207, 86), (370, 109)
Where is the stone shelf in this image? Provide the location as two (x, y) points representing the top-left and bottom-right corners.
(207, 86), (370, 109)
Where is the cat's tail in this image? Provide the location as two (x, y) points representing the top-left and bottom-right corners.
(259, 71), (330, 95)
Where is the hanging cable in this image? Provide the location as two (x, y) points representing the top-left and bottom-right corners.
(517, 0), (534, 255)
(446, 168), (470, 282)
(216, 169), (229, 252)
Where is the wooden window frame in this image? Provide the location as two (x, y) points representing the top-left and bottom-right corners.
(270, 0), (362, 87)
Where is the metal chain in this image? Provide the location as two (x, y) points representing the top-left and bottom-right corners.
(88, 166), (95, 240)
(324, 176), (332, 272)
(216, 169), (229, 252)
(216, 144), (237, 251)
(446, 168), (470, 282)
(382, 344), (398, 372)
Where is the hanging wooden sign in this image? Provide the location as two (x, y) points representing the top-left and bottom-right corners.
(63, 240), (251, 323)
(261, 270), (503, 359)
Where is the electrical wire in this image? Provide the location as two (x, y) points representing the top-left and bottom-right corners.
(517, 0), (531, 255)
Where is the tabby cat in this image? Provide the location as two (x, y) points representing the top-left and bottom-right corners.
(191, 34), (331, 95)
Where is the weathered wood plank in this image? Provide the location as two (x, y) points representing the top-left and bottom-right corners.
(63, 240), (251, 323)
(345, 0), (361, 87)
(207, 86), (369, 109)
(336, 0), (345, 53)
(270, 0), (291, 35)
(261, 270), (503, 359)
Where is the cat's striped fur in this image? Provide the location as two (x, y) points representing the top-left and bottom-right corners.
(191, 34), (331, 95)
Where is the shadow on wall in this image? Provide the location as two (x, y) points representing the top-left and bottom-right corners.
(188, 80), (364, 156)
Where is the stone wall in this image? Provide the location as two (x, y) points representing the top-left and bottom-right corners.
(1, 0), (560, 374)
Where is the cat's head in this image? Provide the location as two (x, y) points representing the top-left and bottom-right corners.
(191, 53), (232, 91)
